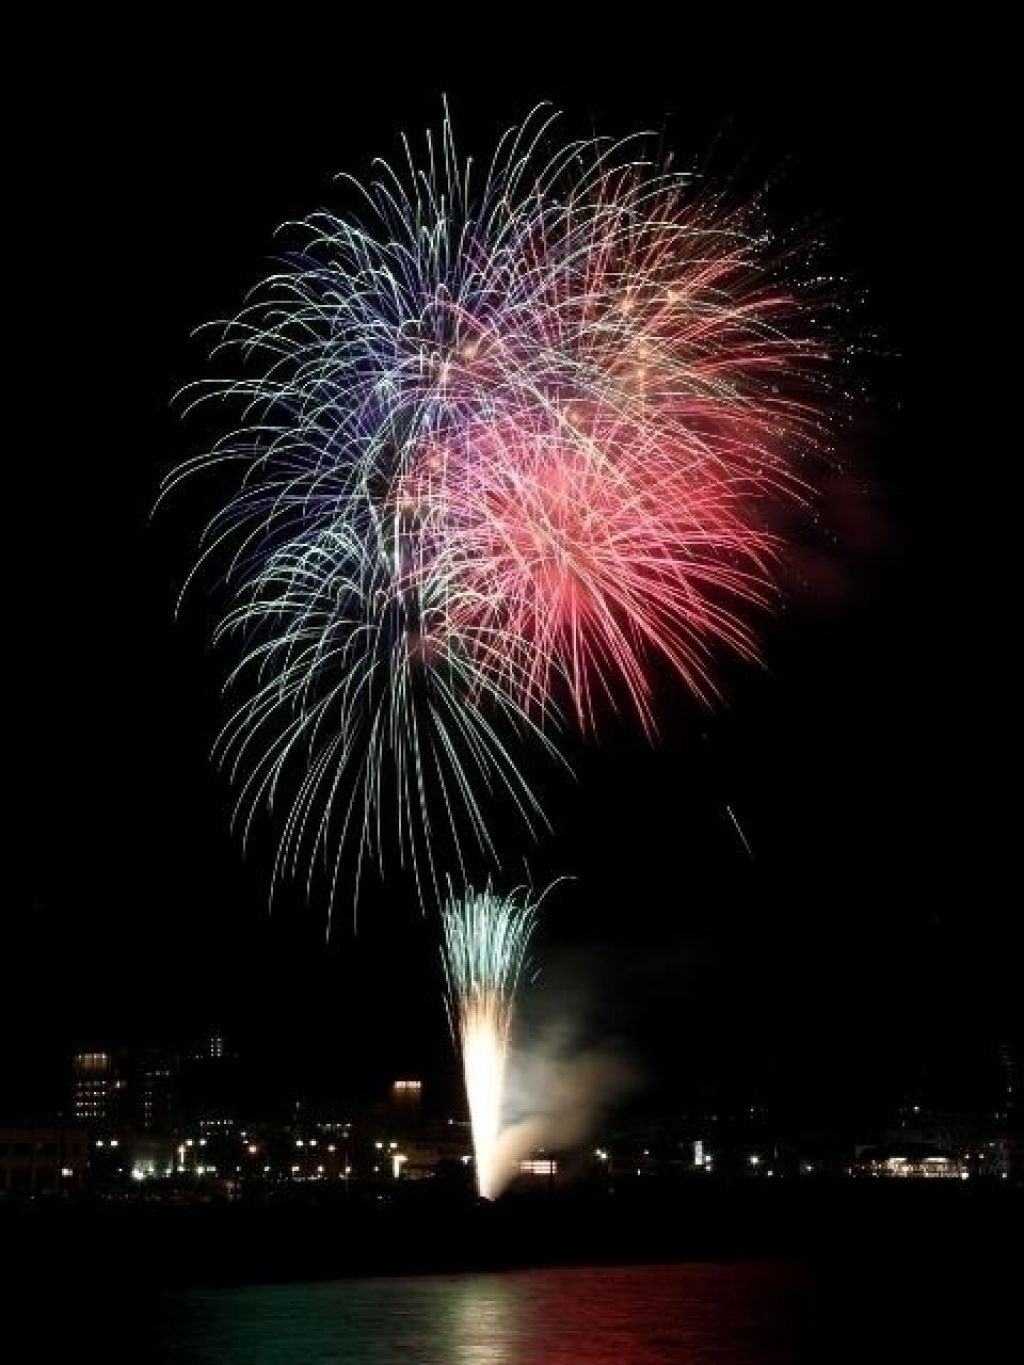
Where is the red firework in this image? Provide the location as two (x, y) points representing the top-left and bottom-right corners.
(401, 183), (828, 731)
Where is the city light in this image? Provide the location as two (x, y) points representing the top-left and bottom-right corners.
(520, 1159), (557, 1177)
(11, 1033), (1010, 1206)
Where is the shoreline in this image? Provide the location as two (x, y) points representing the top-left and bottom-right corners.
(3, 1179), (1018, 1292)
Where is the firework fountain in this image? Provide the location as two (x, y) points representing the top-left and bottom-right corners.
(441, 885), (544, 1199)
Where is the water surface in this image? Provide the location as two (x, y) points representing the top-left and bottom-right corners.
(154, 1262), (817, 1364)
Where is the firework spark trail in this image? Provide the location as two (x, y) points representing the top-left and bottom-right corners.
(166, 104), (834, 911)
(441, 884), (544, 1199)
(724, 802), (755, 858)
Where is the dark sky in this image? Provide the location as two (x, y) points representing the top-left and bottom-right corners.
(11, 24), (1015, 1123)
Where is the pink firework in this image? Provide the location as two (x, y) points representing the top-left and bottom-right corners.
(401, 174), (829, 731)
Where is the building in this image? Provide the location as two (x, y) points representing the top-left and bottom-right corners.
(0, 1127), (88, 1195)
(180, 1033), (239, 1132)
(71, 1050), (124, 1128)
(134, 1049), (177, 1135)
(853, 1144), (965, 1179)
(125, 1133), (178, 1182)
(388, 1079), (424, 1131)
(198, 1032), (227, 1062)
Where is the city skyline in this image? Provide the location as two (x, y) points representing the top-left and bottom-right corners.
(3, 1029), (1015, 1200)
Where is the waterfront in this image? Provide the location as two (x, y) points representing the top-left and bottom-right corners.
(4, 1165), (1018, 1360)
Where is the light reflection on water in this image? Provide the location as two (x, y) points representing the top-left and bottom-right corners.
(159, 1262), (813, 1364)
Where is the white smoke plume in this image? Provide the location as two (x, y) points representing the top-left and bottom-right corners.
(490, 1009), (639, 1196)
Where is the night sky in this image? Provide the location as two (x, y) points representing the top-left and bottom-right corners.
(12, 25), (1015, 1125)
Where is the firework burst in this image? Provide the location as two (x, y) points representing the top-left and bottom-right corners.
(167, 104), (833, 910)
(441, 883), (544, 1199)
(401, 166), (829, 730)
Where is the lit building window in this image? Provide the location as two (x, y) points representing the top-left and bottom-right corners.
(519, 1159), (557, 1176)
